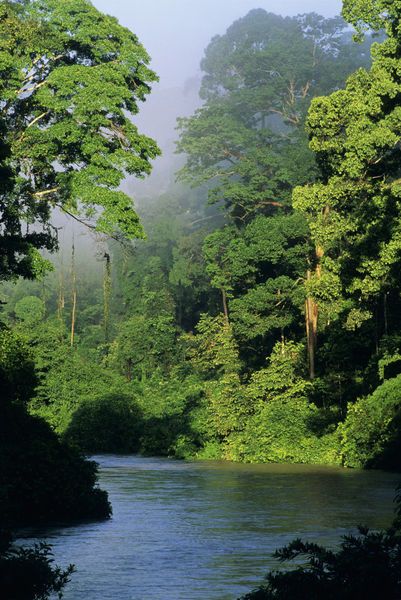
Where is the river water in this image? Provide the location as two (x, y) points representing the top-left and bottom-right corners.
(18, 455), (400, 600)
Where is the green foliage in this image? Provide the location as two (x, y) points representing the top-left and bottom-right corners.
(0, 531), (75, 600)
(0, 0), (160, 280)
(110, 313), (177, 381)
(2, 2), (400, 479)
(342, 0), (401, 37)
(64, 394), (142, 454)
(135, 372), (205, 458)
(340, 375), (401, 469)
(177, 10), (372, 375)
(240, 487), (401, 599)
(0, 327), (37, 404)
(14, 296), (45, 325)
(0, 327), (111, 527)
(293, 0), (401, 355)
(239, 524), (401, 600)
(185, 314), (248, 441)
(0, 400), (111, 527)
(177, 10), (369, 222)
(245, 341), (311, 402)
(229, 342), (340, 465)
(32, 348), (129, 434)
(188, 313), (241, 377)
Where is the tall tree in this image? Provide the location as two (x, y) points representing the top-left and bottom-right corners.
(177, 10), (371, 223)
(177, 10), (371, 370)
(293, 0), (401, 378)
(0, 0), (160, 280)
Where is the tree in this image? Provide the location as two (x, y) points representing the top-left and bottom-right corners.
(293, 0), (401, 378)
(177, 10), (372, 375)
(177, 10), (371, 223)
(0, 0), (160, 280)
(187, 314), (247, 441)
(14, 295), (45, 325)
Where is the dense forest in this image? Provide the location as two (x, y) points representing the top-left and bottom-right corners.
(2, 0), (401, 597)
(2, 2), (401, 470)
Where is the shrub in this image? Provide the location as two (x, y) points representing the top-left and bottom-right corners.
(340, 375), (401, 469)
(0, 402), (111, 527)
(239, 525), (401, 600)
(0, 531), (74, 600)
(64, 394), (142, 454)
(239, 487), (401, 599)
(228, 399), (340, 465)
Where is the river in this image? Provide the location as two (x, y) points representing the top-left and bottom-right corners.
(18, 455), (400, 600)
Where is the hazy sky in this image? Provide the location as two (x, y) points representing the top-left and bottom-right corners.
(92, 0), (343, 89)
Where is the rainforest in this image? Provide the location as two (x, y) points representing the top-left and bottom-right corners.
(2, 0), (401, 598)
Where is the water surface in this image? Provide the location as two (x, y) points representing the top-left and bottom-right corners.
(19, 456), (400, 599)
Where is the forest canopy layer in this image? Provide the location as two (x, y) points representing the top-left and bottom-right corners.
(2, 2), (401, 474)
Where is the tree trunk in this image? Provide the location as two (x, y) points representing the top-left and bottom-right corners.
(126, 358), (132, 382)
(57, 266), (65, 322)
(103, 252), (111, 343)
(304, 207), (328, 380)
(70, 241), (77, 348)
(305, 269), (318, 380)
(384, 291), (389, 337)
(221, 288), (229, 323)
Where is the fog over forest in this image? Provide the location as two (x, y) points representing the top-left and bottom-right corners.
(92, 0), (343, 200)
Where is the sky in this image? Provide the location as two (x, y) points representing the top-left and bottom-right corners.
(92, 0), (343, 89)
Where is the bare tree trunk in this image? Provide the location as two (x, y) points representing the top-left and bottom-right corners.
(304, 207), (329, 379)
(384, 291), (389, 337)
(221, 288), (229, 323)
(58, 263), (65, 322)
(305, 269), (318, 380)
(103, 252), (111, 343)
(70, 240), (77, 348)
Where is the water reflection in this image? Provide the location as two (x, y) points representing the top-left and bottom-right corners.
(18, 456), (400, 600)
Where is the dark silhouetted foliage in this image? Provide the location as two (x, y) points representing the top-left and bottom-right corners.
(0, 530), (75, 600)
(239, 490), (401, 600)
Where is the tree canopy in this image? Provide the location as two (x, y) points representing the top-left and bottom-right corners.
(0, 0), (160, 280)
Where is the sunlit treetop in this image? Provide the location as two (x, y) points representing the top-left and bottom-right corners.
(0, 0), (160, 279)
(343, 0), (401, 37)
(293, 0), (401, 330)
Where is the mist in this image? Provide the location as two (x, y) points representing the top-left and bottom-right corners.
(48, 0), (345, 253)
(92, 0), (343, 89)
(92, 0), (344, 202)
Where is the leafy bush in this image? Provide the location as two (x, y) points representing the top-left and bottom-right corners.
(0, 328), (37, 405)
(14, 296), (45, 326)
(64, 394), (143, 454)
(340, 375), (401, 469)
(0, 402), (111, 526)
(229, 399), (340, 465)
(240, 489), (401, 599)
(228, 342), (341, 465)
(29, 330), (129, 435)
(0, 531), (74, 600)
(239, 525), (401, 600)
(0, 330), (110, 527)
(136, 372), (206, 458)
